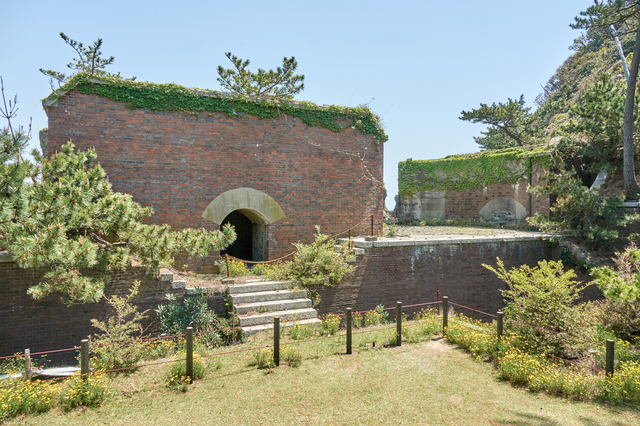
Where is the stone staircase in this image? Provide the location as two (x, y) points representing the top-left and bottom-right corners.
(226, 280), (320, 335)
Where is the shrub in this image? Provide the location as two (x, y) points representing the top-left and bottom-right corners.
(166, 354), (205, 392)
(90, 281), (148, 372)
(528, 170), (640, 248)
(60, 373), (108, 411)
(591, 244), (640, 340)
(484, 258), (596, 358)
(156, 290), (242, 348)
(216, 257), (249, 277)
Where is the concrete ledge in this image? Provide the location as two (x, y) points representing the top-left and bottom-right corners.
(349, 233), (552, 249)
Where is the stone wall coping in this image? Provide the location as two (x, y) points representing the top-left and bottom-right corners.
(341, 233), (553, 249)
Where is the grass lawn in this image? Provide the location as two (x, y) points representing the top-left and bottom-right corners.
(6, 326), (639, 426)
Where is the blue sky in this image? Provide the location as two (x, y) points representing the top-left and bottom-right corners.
(2, 0), (593, 209)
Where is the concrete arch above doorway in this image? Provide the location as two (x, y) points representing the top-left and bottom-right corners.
(201, 187), (285, 225)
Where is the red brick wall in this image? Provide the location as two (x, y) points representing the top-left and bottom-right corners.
(45, 91), (384, 271)
(444, 163), (550, 221)
(0, 261), (183, 364)
(315, 239), (558, 319)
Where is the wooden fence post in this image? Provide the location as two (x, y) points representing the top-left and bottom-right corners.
(497, 311), (504, 341)
(186, 327), (194, 384)
(80, 339), (89, 380)
(442, 296), (449, 330)
(24, 349), (32, 380)
(274, 317), (280, 367)
(346, 308), (352, 355)
(606, 339), (615, 377)
(396, 302), (402, 346)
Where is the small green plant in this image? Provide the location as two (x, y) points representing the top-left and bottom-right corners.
(320, 314), (341, 336)
(250, 348), (275, 368)
(352, 312), (363, 328)
(90, 281), (149, 373)
(384, 223), (398, 237)
(60, 373), (108, 411)
(290, 321), (317, 340)
(166, 354), (205, 392)
(281, 346), (303, 368)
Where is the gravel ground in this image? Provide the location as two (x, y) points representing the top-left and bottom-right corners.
(391, 225), (546, 238)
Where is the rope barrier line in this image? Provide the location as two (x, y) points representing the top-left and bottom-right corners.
(282, 333), (346, 346)
(102, 358), (183, 374)
(402, 301), (441, 309)
(0, 347), (79, 360)
(545, 353), (606, 374)
(224, 214), (374, 266)
(351, 325), (397, 336)
(502, 317), (600, 347)
(448, 319), (493, 334)
(92, 333), (186, 348)
(199, 345), (271, 359)
(448, 302), (497, 319)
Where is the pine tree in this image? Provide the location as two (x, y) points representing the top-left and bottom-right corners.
(0, 81), (235, 304)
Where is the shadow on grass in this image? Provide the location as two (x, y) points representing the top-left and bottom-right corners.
(495, 407), (637, 426)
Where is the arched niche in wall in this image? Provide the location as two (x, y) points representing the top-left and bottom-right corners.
(479, 198), (528, 226)
(202, 188), (285, 261)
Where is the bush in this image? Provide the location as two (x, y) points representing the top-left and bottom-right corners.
(60, 373), (108, 411)
(216, 257), (249, 277)
(484, 258), (596, 358)
(156, 290), (242, 348)
(591, 245), (640, 341)
(289, 321), (317, 340)
(90, 281), (148, 372)
(528, 170), (640, 248)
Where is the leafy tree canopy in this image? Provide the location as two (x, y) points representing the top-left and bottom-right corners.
(216, 52), (305, 100)
(0, 83), (235, 304)
(39, 32), (131, 91)
(459, 95), (541, 150)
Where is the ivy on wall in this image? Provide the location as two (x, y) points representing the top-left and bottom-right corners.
(398, 146), (551, 195)
(44, 74), (387, 143)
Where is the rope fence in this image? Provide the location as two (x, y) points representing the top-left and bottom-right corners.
(222, 214), (375, 274)
(0, 296), (624, 389)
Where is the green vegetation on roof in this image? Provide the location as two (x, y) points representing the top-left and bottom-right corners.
(43, 74), (387, 143)
(398, 145), (551, 195)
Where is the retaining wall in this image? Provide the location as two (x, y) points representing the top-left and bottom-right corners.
(315, 235), (559, 318)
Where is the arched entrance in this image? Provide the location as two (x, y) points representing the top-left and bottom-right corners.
(202, 188), (286, 262)
(219, 209), (267, 261)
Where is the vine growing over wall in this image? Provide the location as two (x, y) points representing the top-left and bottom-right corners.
(398, 146), (551, 195)
(44, 74), (387, 143)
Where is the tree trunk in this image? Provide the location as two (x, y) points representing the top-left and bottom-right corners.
(623, 12), (640, 200)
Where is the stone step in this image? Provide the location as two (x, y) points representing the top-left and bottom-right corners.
(230, 289), (308, 304)
(242, 318), (321, 336)
(235, 298), (311, 315)
(237, 308), (318, 327)
(227, 281), (293, 295)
